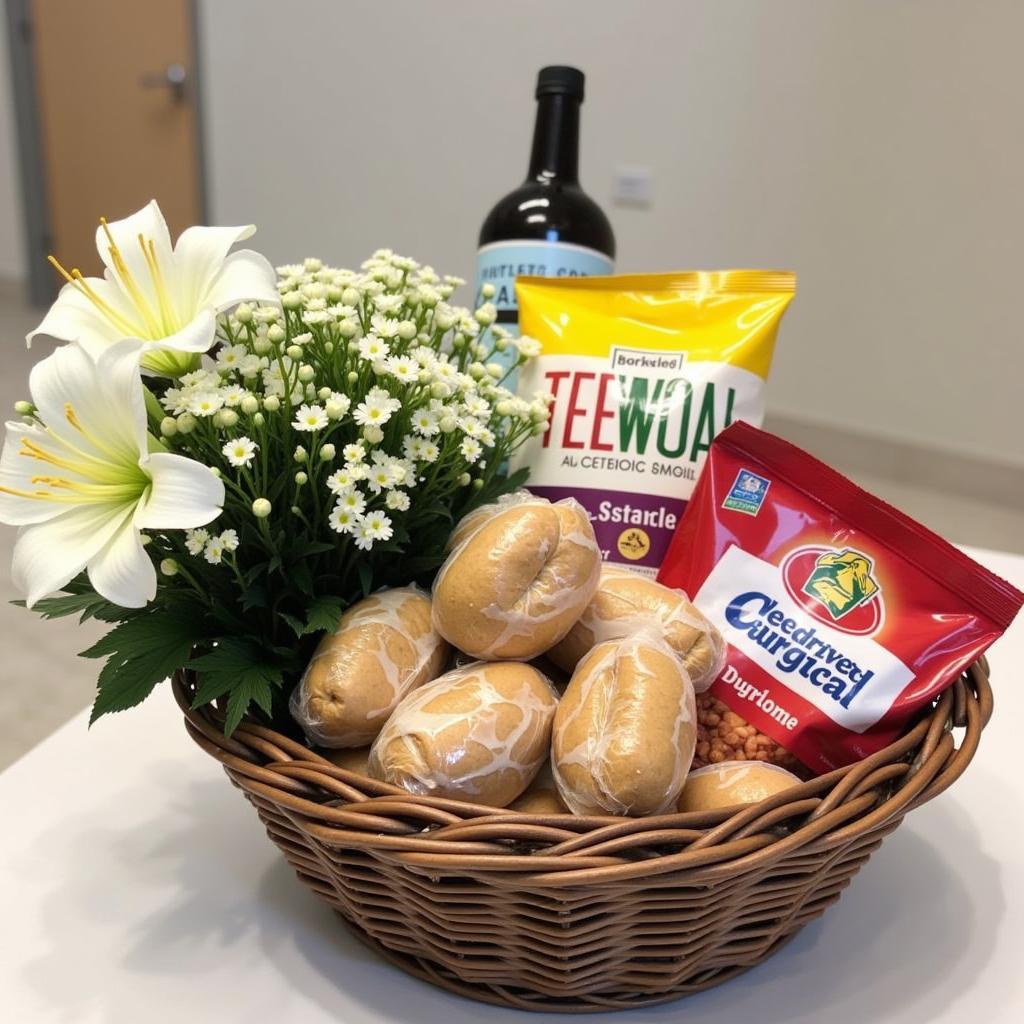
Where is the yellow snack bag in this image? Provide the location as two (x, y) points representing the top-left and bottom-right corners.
(511, 271), (796, 576)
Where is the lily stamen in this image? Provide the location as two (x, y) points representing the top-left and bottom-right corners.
(45, 255), (143, 338)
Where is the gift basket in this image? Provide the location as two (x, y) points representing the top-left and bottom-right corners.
(2, 201), (1019, 1013)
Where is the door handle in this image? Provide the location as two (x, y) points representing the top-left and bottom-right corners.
(140, 63), (187, 102)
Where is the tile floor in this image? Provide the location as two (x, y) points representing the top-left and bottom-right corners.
(0, 289), (1021, 771)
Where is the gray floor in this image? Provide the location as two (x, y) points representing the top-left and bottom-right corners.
(1, 290), (1022, 771)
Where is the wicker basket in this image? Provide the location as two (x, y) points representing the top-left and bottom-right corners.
(175, 658), (990, 1013)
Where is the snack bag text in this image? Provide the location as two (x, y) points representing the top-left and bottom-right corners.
(511, 271), (795, 575)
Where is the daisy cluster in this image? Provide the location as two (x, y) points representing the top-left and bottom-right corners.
(158, 250), (551, 562)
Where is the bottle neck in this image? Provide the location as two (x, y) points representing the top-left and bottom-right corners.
(526, 93), (580, 184)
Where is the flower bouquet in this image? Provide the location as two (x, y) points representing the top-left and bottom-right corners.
(1, 200), (548, 735)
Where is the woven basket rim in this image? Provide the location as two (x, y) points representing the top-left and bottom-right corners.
(174, 657), (991, 886)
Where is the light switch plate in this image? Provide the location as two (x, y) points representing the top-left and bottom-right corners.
(612, 166), (653, 207)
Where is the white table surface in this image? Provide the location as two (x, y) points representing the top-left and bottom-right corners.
(2, 544), (1023, 1024)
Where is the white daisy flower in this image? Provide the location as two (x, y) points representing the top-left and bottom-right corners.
(385, 490), (411, 512)
(161, 387), (188, 414)
(354, 511), (393, 550)
(216, 344), (248, 371)
(336, 489), (367, 515)
(343, 443), (366, 464)
(419, 441), (440, 463)
(516, 335), (542, 358)
(325, 392), (351, 419)
(357, 335), (390, 362)
(185, 528), (210, 556)
(203, 537), (226, 564)
(463, 395), (491, 418)
(328, 505), (359, 535)
(373, 294), (404, 314)
(222, 436), (258, 467)
(220, 383), (248, 407)
(371, 314), (400, 338)
(236, 354), (264, 379)
(411, 408), (439, 436)
(187, 391), (225, 417)
(460, 437), (482, 463)
(326, 468), (355, 494)
(219, 529), (240, 552)
(302, 309), (333, 326)
(402, 435), (427, 460)
(366, 463), (393, 493)
(387, 356), (418, 383)
(353, 392), (397, 427)
(292, 404), (328, 432)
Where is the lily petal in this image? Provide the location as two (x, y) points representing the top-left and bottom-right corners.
(95, 200), (175, 324)
(141, 308), (218, 356)
(203, 249), (279, 313)
(172, 224), (257, 313)
(12, 502), (134, 608)
(87, 515), (157, 608)
(135, 451), (224, 529)
(26, 279), (146, 358)
(0, 420), (79, 525)
(31, 342), (147, 465)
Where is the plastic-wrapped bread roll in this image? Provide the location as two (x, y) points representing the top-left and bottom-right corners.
(552, 631), (697, 817)
(368, 661), (558, 807)
(677, 761), (802, 812)
(432, 494), (601, 660)
(508, 760), (568, 814)
(290, 586), (449, 748)
(547, 565), (726, 692)
(445, 489), (535, 552)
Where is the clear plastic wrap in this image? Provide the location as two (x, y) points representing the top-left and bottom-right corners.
(290, 585), (450, 748)
(551, 629), (697, 817)
(547, 565), (726, 692)
(677, 760), (802, 812)
(368, 661), (558, 807)
(508, 759), (567, 814)
(444, 489), (537, 552)
(432, 493), (601, 661)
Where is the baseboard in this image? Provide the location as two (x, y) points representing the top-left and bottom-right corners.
(763, 412), (1024, 511)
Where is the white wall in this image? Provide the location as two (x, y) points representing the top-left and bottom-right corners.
(196, 2), (1024, 467)
(0, 11), (26, 281)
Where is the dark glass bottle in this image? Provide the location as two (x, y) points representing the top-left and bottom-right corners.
(476, 66), (615, 348)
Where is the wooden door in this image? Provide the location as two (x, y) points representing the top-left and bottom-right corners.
(29, 0), (202, 278)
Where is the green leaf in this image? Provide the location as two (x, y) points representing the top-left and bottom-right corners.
(223, 676), (275, 736)
(189, 638), (285, 716)
(15, 582), (124, 625)
(291, 560), (315, 596)
(304, 595), (344, 635)
(292, 540), (336, 557)
(357, 561), (373, 598)
(278, 611), (306, 637)
(85, 607), (201, 724)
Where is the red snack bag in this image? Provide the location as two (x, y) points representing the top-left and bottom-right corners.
(659, 421), (1022, 774)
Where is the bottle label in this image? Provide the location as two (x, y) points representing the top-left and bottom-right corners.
(474, 240), (613, 332)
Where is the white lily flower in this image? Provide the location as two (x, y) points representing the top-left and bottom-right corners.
(0, 342), (224, 608)
(28, 199), (278, 377)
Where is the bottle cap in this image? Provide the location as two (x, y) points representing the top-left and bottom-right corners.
(536, 66), (585, 101)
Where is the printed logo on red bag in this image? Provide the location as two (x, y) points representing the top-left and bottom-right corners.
(783, 546), (883, 636)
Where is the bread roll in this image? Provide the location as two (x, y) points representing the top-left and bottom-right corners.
(432, 495), (601, 660)
(319, 746), (371, 775)
(445, 489), (535, 552)
(548, 566), (725, 692)
(368, 661), (558, 807)
(508, 760), (568, 814)
(290, 586), (449, 748)
(552, 632), (697, 817)
(677, 761), (802, 812)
